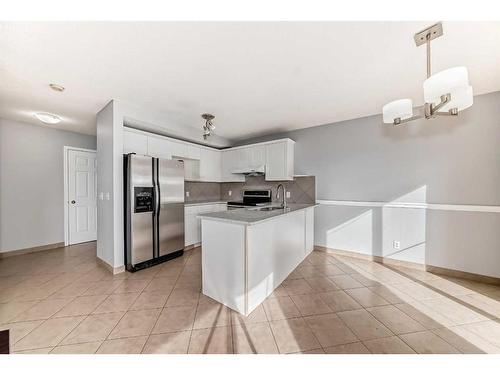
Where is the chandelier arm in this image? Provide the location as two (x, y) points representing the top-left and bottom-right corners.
(434, 108), (459, 117)
(392, 114), (423, 126)
(429, 93), (452, 114)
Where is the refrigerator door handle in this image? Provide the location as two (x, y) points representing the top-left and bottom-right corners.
(152, 158), (160, 259)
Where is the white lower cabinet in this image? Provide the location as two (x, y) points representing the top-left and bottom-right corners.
(201, 206), (315, 315)
(184, 203), (227, 246)
(184, 214), (198, 247)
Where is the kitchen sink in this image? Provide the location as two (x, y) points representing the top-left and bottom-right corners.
(257, 206), (284, 211)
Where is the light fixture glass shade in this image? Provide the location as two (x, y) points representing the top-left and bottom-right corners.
(440, 85), (473, 112)
(423, 66), (469, 104)
(382, 99), (413, 124)
(34, 112), (61, 124)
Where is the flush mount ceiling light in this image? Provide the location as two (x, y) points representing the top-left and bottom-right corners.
(202, 113), (215, 139)
(383, 22), (473, 126)
(34, 112), (61, 124)
(49, 83), (65, 92)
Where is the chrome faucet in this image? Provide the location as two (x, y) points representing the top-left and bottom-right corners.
(276, 184), (287, 209)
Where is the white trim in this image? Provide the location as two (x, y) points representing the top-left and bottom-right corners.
(63, 146), (97, 246)
(316, 199), (500, 213)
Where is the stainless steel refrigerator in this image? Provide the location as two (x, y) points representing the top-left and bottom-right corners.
(124, 154), (185, 272)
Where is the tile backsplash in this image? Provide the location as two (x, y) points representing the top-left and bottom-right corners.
(184, 176), (315, 204)
(184, 182), (221, 202)
(221, 176), (316, 204)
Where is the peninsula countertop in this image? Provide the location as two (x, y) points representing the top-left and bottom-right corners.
(184, 200), (227, 207)
(197, 203), (317, 225)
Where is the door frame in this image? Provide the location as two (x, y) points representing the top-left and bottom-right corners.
(63, 146), (97, 246)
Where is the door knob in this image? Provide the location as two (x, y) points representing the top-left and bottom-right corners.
(71, 200), (76, 204)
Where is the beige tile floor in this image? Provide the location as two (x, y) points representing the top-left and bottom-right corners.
(2, 241), (500, 354)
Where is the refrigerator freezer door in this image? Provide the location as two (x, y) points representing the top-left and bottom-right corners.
(157, 159), (185, 257)
(127, 154), (154, 266)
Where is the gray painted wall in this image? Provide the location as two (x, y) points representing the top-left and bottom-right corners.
(237, 91), (500, 277)
(238, 91), (500, 206)
(0, 117), (97, 253)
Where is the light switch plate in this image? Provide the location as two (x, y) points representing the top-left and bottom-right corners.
(286, 191), (291, 198)
(228, 190), (232, 196)
(186, 191), (190, 197)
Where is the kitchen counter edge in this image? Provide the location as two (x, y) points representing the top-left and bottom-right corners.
(197, 204), (317, 226)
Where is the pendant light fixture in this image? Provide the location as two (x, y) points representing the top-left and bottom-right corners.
(201, 113), (215, 139)
(383, 22), (473, 125)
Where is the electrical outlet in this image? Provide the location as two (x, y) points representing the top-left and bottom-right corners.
(393, 241), (401, 250)
(286, 191), (291, 198)
(228, 190), (232, 197)
(185, 191), (190, 197)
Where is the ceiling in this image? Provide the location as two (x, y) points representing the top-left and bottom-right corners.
(1, 21), (500, 140)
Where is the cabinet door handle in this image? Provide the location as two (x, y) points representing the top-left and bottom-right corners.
(71, 200), (76, 204)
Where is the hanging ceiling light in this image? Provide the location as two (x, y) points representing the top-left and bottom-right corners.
(383, 22), (473, 126)
(201, 113), (215, 139)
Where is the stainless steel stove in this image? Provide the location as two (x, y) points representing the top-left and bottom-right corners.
(227, 189), (272, 210)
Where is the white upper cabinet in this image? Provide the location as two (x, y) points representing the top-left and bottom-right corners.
(187, 144), (201, 160)
(248, 145), (266, 168)
(265, 139), (295, 181)
(123, 128), (294, 182)
(147, 136), (172, 159)
(200, 148), (222, 182)
(169, 140), (189, 159)
(123, 130), (148, 155)
(221, 149), (246, 182)
(221, 140), (294, 181)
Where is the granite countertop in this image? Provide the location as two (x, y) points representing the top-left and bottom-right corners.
(185, 200), (228, 207)
(197, 203), (317, 225)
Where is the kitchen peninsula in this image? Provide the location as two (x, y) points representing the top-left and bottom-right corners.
(199, 204), (316, 315)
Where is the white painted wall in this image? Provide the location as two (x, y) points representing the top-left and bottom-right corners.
(0, 117), (96, 253)
(96, 101), (119, 267)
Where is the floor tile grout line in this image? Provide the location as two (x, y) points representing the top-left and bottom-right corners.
(425, 328), (469, 354)
(99, 287), (156, 344)
(326, 252), (499, 350)
(143, 247), (194, 353)
(285, 292), (323, 352)
(54, 290), (141, 348)
(44, 314), (88, 349)
(260, 300), (280, 354)
(433, 323), (500, 352)
(8, 296), (78, 325)
(179, 248), (198, 354)
(4, 244), (500, 354)
(364, 301), (467, 354)
(455, 322), (500, 351)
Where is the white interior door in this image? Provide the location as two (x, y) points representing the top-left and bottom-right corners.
(68, 149), (97, 245)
